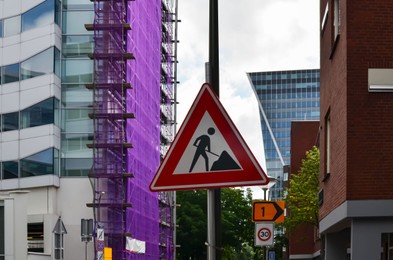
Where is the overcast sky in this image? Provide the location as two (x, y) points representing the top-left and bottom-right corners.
(176, 0), (320, 198)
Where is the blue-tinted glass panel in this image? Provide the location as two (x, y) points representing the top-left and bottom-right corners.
(61, 158), (92, 176)
(2, 161), (18, 179)
(62, 35), (93, 57)
(62, 84), (93, 107)
(21, 48), (54, 80)
(21, 148), (55, 177)
(4, 16), (21, 37)
(62, 11), (93, 34)
(63, 0), (93, 10)
(62, 59), (93, 83)
(54, 48), (61, 77)
(2, 112), (19, 131)
(55, 0), (61, 25)
(21, 98), (55, 128)
(22, 0), (54, 32)
(2, 64), (20, 84)
(0, 20), (3, 37)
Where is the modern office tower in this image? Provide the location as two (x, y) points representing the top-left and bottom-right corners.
(319, 1), (393, 259)
(0, 0), (177, 259)
(248, 69), (320, 200)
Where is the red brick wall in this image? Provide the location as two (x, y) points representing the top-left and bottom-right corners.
(320, 0), (393, 220)
(319, 0), (348, 220)
(289, 121), (320, 256)
(346, 1), (393, 200)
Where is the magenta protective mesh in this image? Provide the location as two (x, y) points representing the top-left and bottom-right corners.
(125, 1), (162, 259)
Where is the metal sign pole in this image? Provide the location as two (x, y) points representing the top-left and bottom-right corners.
(207, 0), (221, 259)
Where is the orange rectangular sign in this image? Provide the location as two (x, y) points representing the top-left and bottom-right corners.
(252, 200), (285, 223)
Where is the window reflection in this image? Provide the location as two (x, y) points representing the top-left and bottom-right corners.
(2, 161), (18, 179)
(21, 148), (58, 177)
(21, 48), (54, 80)
(2, 64), (20, 84)
(22, 0), (54, 32)
(0, 20), (3, 37)
(62, 35), (94, 57)
(4, 16), (21, 37)
(63, 0), (93, 10)
(0, 98), (59, 132)
(62, 11), (94, 34)
(1, 112), (19, 131)
(62, 59), (93, 83)
(21, 98), (55, 129)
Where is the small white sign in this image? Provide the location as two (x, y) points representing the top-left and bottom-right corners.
(255, 223), (274, 246)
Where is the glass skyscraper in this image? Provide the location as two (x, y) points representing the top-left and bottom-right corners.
(248, 69), (320, 200)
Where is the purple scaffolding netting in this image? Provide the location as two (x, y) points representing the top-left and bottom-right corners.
(90, 0), (129, 259)
(125, 1), (162, 259)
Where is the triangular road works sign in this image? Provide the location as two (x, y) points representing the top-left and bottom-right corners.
(150, 83), (268, 191)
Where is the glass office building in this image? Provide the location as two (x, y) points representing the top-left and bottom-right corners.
(0, 0), (177, 259)
(248, 69), (320, 200)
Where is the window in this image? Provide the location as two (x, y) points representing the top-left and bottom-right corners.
(61, 59), (93, 83)
(2, 161), (18, 179)
(55, 0), (61, 26)
(333, 0), (340, 40)
(21, 48), (54, 80)
(325, 111), (331, 178)
(1, 112), (19, 132)
(1, 63), (20, 84)
(62, 11), (94, 34)
(3, 16), (21, 37)
(22, 0), (54, 32)
(62, 35), (94, 58)
(21, 148), (58, 177)
(54, 48), (61, 77)
(0, 20), (3, 37)
(61, 158), (92, 177)
(27, 223), (44, 253)
(63, 0), (94, 10)
(21, 98), (57, 129)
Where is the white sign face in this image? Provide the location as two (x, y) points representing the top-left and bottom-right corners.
(255, 223), (274, 246)
(174, 111), (242, 174)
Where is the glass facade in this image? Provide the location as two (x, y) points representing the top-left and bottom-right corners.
(0, 0), (60, 38)
(0, 97), (59, 132)
(0, 0), (94, 178)
(0, 47), (60, 84)
(60, 0), (94, 177)
(1, 148), (59, 179)
(249, 69), (320, 200)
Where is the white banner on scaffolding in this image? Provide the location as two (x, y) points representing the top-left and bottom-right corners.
(126, 237), (146, 254)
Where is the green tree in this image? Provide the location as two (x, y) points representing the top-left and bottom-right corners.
(284, 146), (320, 231)
(176, 188), (263, 260)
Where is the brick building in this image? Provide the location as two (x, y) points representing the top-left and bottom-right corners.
(319, 0), (393, 259)
(289, 121), (320, 260)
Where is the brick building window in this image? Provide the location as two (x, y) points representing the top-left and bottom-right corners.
(333, 0), (340, 40)
(324, 111), (331, 179)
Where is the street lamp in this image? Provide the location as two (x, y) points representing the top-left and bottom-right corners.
(261, 176), (277, 200)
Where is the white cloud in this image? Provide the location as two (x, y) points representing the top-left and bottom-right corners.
(176, 0), (319, 196)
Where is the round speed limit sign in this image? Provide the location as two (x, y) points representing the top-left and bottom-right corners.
(255, 223), (274, 246)
(257, 227), (271, 241)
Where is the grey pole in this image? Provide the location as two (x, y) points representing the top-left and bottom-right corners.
(207, 0), (221, 259)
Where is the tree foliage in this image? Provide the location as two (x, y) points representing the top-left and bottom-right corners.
(284, 146), (320, 231)
(176, 188), (263, 260)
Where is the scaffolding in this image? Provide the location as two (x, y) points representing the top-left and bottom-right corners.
(159, 0), (178, 259)
(86, 0), (131, 259)
(86, 0), (177, 259)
